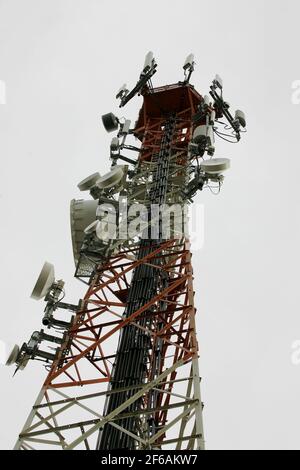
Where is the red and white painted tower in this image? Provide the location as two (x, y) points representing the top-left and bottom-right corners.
(8, 53), (246, 450)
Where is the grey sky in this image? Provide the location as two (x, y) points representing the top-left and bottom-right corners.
(0, 0), (300, 450)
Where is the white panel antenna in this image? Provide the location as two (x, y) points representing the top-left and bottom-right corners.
(143, 51), (154, 74)
(110, 137), (120, 151)
(214, 74), (223, 89)
(183, 53), (194, 70)
(203, 95), (210, 107)
(120, 119), (131, 136)
(235, 109), (246, 128)
(210, 110), (216, 125)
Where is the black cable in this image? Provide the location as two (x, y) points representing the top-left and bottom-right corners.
(214, 129), (239, 143)
(97, 116), (177, 450)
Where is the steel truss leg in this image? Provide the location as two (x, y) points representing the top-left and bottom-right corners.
(14, 240), (205, 450)
(14, 356), (204, 450)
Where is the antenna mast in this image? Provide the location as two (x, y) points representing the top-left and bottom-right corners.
(9, 52), (246, 450)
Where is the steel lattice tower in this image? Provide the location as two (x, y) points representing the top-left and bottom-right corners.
(10, 53), (245, 450)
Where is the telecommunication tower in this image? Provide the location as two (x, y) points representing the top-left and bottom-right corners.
(7, 52), (246, 450)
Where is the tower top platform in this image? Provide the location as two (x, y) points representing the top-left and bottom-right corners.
(134, 83), (202, 134)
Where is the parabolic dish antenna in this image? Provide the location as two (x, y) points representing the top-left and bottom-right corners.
(102, 113), (119, 133)
(70, 199), (98, 264)
(84, 220), (99, 235)
(200, 158), (230, 175)
(78, 172), (101, 192)
(31, 262), (55, 301)
(6, 345), (20, 366)
(96, 167), (124, 189)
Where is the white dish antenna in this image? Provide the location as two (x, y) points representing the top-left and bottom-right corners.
(78, 172), (101, 192)
(70, 199), (98, 264)
(84, 220), (99, 235)
(201, 158), (230, 175)
(31, 262), (55, 300)
(96, 167), (124, 190)
(6, 345), (20, 366)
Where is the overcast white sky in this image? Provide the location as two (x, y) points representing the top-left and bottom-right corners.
(0, 0), (300, 450)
